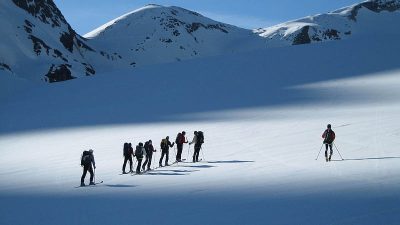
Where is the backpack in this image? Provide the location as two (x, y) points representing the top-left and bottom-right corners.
(197, 131), (204, 144)
(160, 139), (168, 150)
(123, 143), (129, 156)
(81, 150), (91, 166)
(176, 133), (182, 144)
(135, 146), (143, 158)
(324, 130), (335, 143)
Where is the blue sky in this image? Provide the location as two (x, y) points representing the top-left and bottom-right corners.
(54, 0), (361, 35)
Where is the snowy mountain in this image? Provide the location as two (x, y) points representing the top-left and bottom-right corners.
(255, 0), (400, 46)
(84, 4), (265, 68)
(0, 0), (108, 82)
(2, 0), (400, 82)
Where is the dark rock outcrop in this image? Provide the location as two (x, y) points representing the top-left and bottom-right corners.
(349, 0), (400, 21)
(45, 64), (75, 82)
(293, 26), (311, 45)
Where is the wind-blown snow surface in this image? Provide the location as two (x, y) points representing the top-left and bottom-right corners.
(1, 37), (400, 224)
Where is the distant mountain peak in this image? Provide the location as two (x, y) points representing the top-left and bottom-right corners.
(84, 4), (262, 68)
(255, 0), (400, 46)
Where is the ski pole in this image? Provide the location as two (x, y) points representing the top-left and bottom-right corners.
(333, 143), (344, 160)
(152, 150), (156, 169)
(187, 144), (191, 160)
(315, 143), (324, 160)
(173, 145), (177, 162)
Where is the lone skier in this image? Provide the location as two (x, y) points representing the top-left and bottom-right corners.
(122, 143), (134, 174)
(135, 142), (145, 174)
(80, 149), (96, 186)
(322, 124), (336, 162)
(175, 131), (188, 162)
(143, 140), (156, 171)
(189, 131), (204, 162)
(159, 136), (174, 167)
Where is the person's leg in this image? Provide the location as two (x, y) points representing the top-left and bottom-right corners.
(122, 157), (128, 173)
(143, 157), (148, 170)
(89, 166), (94, 184)
(136, 158), (142, 173)
(329, 144), (333, 161)
(129, 157), (133, 172)
(195, 147), (200, 162)
(324, 144), (329, 162)
(177, 145), (182, 161)
(165, 150), (169, 165)
(81, 165), (88, 184)
(148, 155), (152, 170)
(159, 152), (165, 166)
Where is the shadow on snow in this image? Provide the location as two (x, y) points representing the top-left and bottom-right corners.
(1, 38), (400, 134)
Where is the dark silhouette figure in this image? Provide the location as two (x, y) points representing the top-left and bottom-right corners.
(175, 131), (188, 162)
(159, 136), (174, 166)
(135, 142), (145, 174)
(322, 124), (336, 162)
(189, 131), (204, 162)
(80, 149), (96, 186)
(122, 143), (134, 174)
(143, 140), (156, 170)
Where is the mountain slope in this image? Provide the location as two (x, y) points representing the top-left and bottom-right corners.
(255, 0), (400, 46)
(84, 4), (266, 68)
(0, 0), (101, 82)
(2, 0), (400, 82)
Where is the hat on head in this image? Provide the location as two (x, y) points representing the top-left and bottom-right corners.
(327, 124), (332, 129)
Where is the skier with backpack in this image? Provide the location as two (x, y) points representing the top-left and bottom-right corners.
(189, 131), (204, 162)
(135, 142), (145, 174)
(142, 140), (157, 171)
(122, 143), (134, 174)
(80, 149), (96, 186)
(159, 136), (174, 167)
(175, 131), (188, 162)
(322, 124), (336, 162)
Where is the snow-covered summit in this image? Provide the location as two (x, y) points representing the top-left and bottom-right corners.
(84, 4), (265, 67)
(255, 0), (400, 46)
(0, 0), (100, 82)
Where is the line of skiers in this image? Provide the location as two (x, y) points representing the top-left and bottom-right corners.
(80, 125), (336, 186)
(80, 131), (204, 186)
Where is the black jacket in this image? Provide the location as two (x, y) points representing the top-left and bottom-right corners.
(161, 139), (174, 151)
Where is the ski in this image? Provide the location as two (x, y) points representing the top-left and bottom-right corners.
(74, 181), (103, 188)
(131, 159), (186, 176)
(119, 172), (134, 175)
